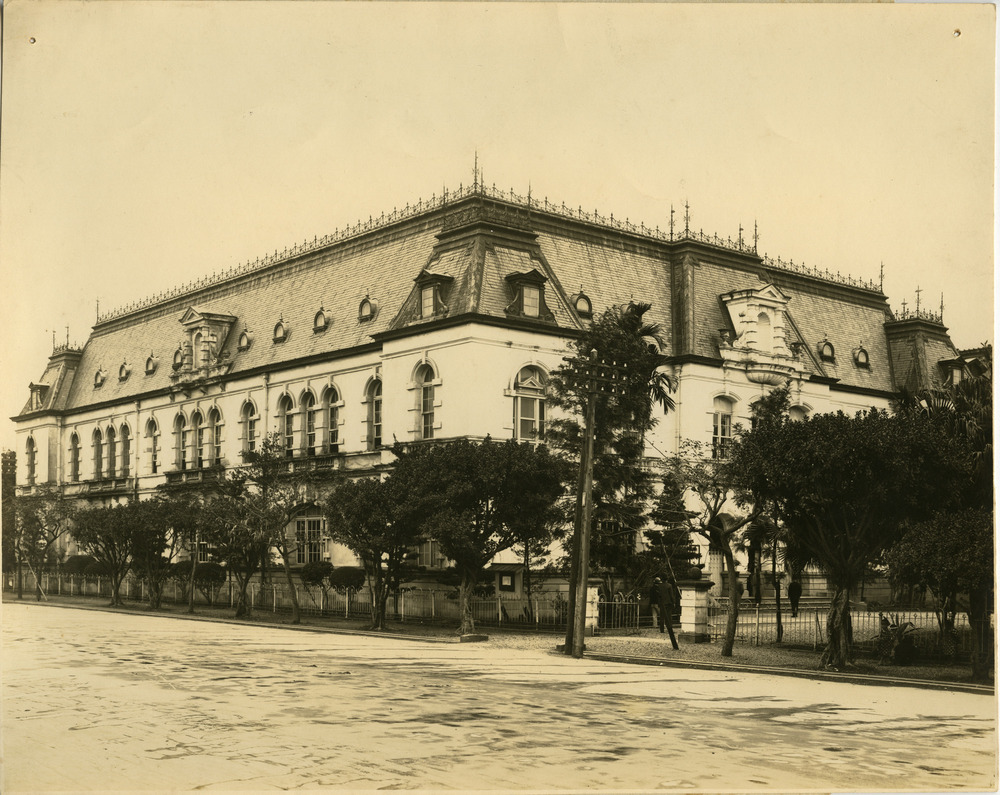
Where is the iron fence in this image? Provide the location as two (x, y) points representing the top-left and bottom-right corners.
(707, 598), (975, 658)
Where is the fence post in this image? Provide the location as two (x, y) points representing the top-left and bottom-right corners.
(535, 598), (539, 625)
(273, 585), (277, 613)
(498, 597), (503, 624)
(431, 591), (436, 619)
(345, 590), (349, 618)
(401, 591), (406, 622)
(755, 606), (761, 646)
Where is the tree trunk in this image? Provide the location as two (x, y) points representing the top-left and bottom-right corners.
(16, 559), (23, 600)
(149, 579), (163, 610)
(458, 572), (476, 636)
(110, 573), (125, 606)
(772, 548), (783, 643)
(968, 586), (993, 683)
(820, 586), (854, 669)
(187, 551), (197, 614)
(279, 552), (301, 624)
(368, 564), (387, 630)
(720, 547), (740, 657)
(233, 574), (253, 619)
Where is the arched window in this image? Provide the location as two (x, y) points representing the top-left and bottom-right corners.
(241, 401), (257, 454)
(712, 396), (734, 460)
(174, 414), (188, 471)
(789, 406), (808, 422)
(278, 395), (295, 457)
(93, 429), (104, 480)
(106, 426), (117, 479)
(273, 320), (288, 343)
(415, 364), (435, 440)
(120, 425), (131, 478)
(146, 419), (159, 475)
(69, 433), (81, 482)
(191, 411), (205, 469)
(301, 392), (317, 456)
(366, 380), (382, 450)
(324, 387), (340, 453)
(818, 339), (836, 362)
(513, 365), (547, 441)
(756, 312), (772, 352)
(313, 308), (328, 333)
(25, 436), (36, 486)
(208, 408), (222, 466)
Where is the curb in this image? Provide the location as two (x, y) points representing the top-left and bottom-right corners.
(578, 650), (995, 696)
(5, 597), (459, 644)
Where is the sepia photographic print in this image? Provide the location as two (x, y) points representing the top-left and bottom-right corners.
(1, 2), (995, 793)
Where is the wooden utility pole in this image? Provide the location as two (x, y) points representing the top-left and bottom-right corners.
(563, 350), (628, 659)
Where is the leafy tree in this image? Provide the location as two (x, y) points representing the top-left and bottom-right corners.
(647, 473), (701, 587)
(192, 562), (227, 605)
(74, 502), (141, 606)
(204, 476), (270, 619)
(326, 476), (422, 630)
(662, 442), (759, 656)
(12, 487), (76, 600)
(730, 407), (970, 669)
(391, 438), (567, 635)
(888, 354), (994, 680)
(217, 435), (317, 623)
(155, 488), (213, 614)
(2, 451), (17, 577)
(128, 497), (187, 610)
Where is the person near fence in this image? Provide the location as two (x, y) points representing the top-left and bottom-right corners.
(788, 579), (802, 617)
(650, 577), (680, 649)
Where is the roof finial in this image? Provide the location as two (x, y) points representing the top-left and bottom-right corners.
(738, 223), (743, 248)
(96, 297), (100, 321)
(753, 220), (759, 252)
(901, 298), (908, 315)
(940, 292), (944, 320)
(684, 201), (690, 236)
(879, 261), (885, 293)
(473, 150), (479, 189)
(915, 285), (922, 312)
(669, 205), (675, 240)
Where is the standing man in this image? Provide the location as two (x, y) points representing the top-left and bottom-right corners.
(788, 578), (802, 618)
(651, 577), (680, 650)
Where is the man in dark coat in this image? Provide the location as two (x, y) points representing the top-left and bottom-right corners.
(788, 579), (803, 618)
(651, 577), (680, 649)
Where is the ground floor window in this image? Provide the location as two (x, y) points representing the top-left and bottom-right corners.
(295, 518), (325, 564)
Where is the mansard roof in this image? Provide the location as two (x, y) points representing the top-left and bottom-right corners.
(17, 182), (938, 418)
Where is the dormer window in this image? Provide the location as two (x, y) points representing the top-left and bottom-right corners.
(172, 347), (184, 370)
(571, 291), (593, 319)
(358, 296), (379, 322)
(273, 319), (288, 343)
(145, 355), (158, 375)
(413, 271), (453, 320)
(504, 269), (554, 322)
(94, 368), (107, 388)
(118, 362), (131, 382)
(313, 308), (329, 333)
(818, 339), (836, 362)
(853, 345), (870, 369)
(237, 328), (253, 352)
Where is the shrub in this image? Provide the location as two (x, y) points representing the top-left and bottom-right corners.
(63, 555), (98, 575)
(301, 560), (334, 590)
(329, 566), (365, 592)
(83, 559), (111, 577)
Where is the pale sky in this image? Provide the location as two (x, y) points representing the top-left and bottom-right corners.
(1, 1), (995, 451)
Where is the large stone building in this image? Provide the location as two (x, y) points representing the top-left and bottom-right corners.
(12, 181), (968, 588)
